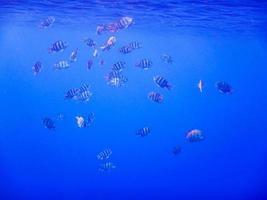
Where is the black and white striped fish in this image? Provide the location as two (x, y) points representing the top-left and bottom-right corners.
(128, 41), (141, 49)
(153, 76), (172, 90)
(53, 61), (70, 70)
(64, 88), (79, 99)
(84, 38), (96, 48)
(43, 117), (55, 130)
(135, 59), (152, 70)
(39, 16), (55, 29)
(136, 127), (150, 137)
(79, 84), (90, 93)
(76, 90), (92, 102)
(48, 40), (68, 53)
(32, 61), (42, 75)
(119, 45), (133, 54)
(112, 61), (126, 71)
(98, 162), (116, 172)
(105, 71), (128, 87)
(97, 148), (112, 160)
(117, 16), (134, 29)
(69, 48), (78, 62)
(148, 92), (164, 103)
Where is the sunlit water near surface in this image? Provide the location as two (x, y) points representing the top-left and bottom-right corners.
(1, 1), (267, 199)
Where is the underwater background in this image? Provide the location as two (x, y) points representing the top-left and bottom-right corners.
(1, 0), (267, 199)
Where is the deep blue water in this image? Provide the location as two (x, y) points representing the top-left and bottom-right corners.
(1, 1), (267, 199)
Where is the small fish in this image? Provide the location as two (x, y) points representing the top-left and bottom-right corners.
(112, 61), (126, 71)
(136, 127), (150, 137)
(96, 24), (106, 35)
(39, 16), (55, 29)
(76, 116), (86, 128)
(105, 71), (128, 87)
(119, 45), (133, 54)
(97, 148), (112, 160)
(98, 162), (116, 172)
(69, 48), (78, 62)
(84, 38), (96, 48)
(186, 129), (205, 142)
(43, 117), (55, 130)
(87, 59), (93, 70)
(48, 40), (68, 53)
(148, 92), (164, 103)
(117, 16), (134, 29)
(216, 81), (233, 94)
(105, 23), (120, 33)
(76, 90), (92, 102)
(32, 61), (42, 75)
(153, 76), (172, 90)
(172, 145), (182, 155)
(128, 41), (141, 49)
(161, 54), (173, 64)
(64, 88), (79, 100)
(53, 60), (70, 70)
(87, 112), (95, 126)
(101, 36), (116, 51)
(93, 49), (98, 57)
(56, 113), (64, 120)
(135, 59), (152, 70)
(198, 80), (204, 93)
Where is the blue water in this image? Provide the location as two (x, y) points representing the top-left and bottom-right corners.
(1, 1), (267, 199)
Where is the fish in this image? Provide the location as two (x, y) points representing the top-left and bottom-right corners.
(153, 76), (172, 90)
(79, 84), (90, 94)
(186, 129), (205, 142)
(93, 49), (98, 57)
(136, 127), (150, 137)
(76, 116), (86, 128)
(135, 59), (152, 70)
(117, 16), (134, 29)
(32, 61), (42, 75)
(56, 113), (65, 120)
(43, 117), (55, 130)
(39, 16), (55, 29)
(198, 80), (204, 93)
(216, 81), (233, 94)
(111, 61), (126, 71)
(97, 149), (112, 160)
(87, 59), (93, 70)
(161, 54), (173, 64)
(84, 38), (96, 48)
(53, 61), (70, 70)
(101, 36), (116, 51)
(119, 45), (133, 54)
(98, 162), (116, 172)
(172, 145), (182, 155)
(105, 71), (128, 87)
(96, 24), (106, 35)
(128, 41), (141, 49)
(48, 40), (68, 53)
(148, 92), (164, 103)
(69, 48), (78, 62)
(76, 90), (92, 102)
(64, 88), (79, 100)
(87, 112), (95, 126)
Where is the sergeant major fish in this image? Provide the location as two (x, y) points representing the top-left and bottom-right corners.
(111, 61), (126, 71)
(64, 88), (79, 100)
(119, 45), (133, 54)
(83, 38), (96, 48)
(43, 117), (55, 130)
(117, 16), (134, 29)
(32, 61), (42, 75)
(128, 41), (141, 49)
(97, 148), (112, 160)
(39, 16), (55, 29)
(135, 59), (152, 70)
(148, 92), (164, 103)
(153, 76), (172, 90)
(48, 40), (68, 53)
(136, 127), (150, 137)
(53, 60), (70, 70)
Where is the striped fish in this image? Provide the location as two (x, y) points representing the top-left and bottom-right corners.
(43, 118), (55, 130)
(153, 76), (172, 90)
(32, 61), (42, 75)
(79, 84), (90, 93)
(98, 162), (116, 172)
(48, 40), (68, 53)
(119, 45), (133, 54)
(97, 148), (112, 160)
(112, 61), (126, 71)
(64, 88), (79, 99)
(135, 59), (152, 70)
(105, 71), (128, 87)
(136, 127), (150, 137)
(161, 54), (173, 64)
(84, 38), (96, 48)
(216, 81), (233, 94)
(76, 90), (92, 102)
(39, 16), (55, 29)
(148, 92), (164, 103)
(117, 16), (134, 29)
(69, 48), (78, 62)
(54, 60), (70, 70)
(128, 41), (141, 49)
